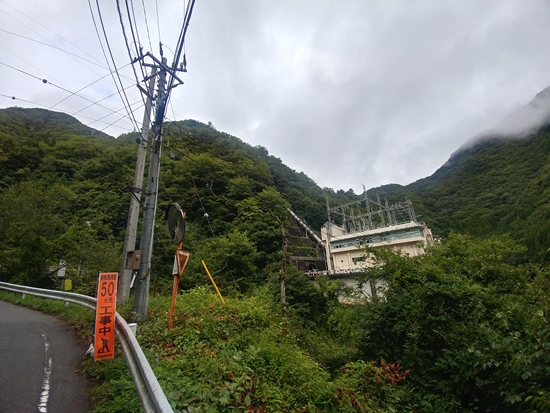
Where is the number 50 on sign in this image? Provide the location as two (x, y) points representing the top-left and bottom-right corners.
(94, 272), (118, 361)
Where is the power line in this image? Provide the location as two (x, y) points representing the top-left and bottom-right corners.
(167, 0), (194, 92)
(0, 61), (136, 129)
(155, 0), (162, 46)
(0, 44), (72, 91)
(0, 3), (105, 73)
(0, 93), (47, 107)
(94, 0), (140, 129)
(140, 0), (153, 52)
(94, 106), (144, 134)
(127, 0), (149, 80)
(71, 79), (136, 116)
(185, 157), (217, 237)
(89, 0), (139, 132)
(162, 122), (273, 188)
(0, 61), (46, 82)
(49, 70), (116, 110)
(120, 1), (147, 78)
(0, 60), (82, 97)
(161, 140), (289, 226)
(0, 93), (135, 133)
(0, 27), (149, 101)
(0, 28), (107, 69)
(115, 0), (147, 110)
(86, 98), (144, 131)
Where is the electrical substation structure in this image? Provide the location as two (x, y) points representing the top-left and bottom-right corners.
(321, 194), (433, 274)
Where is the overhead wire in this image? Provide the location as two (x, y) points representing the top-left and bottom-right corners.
(89, 0), (140, 132)
(162, 122), (274, 188)
(71, 78), (137, 116)
(155, 0), (162, 46)
(140, 0), (153, 52)
(93, 100), (145, 134)
(0, 28), (107, 69)
(0, 93), (135, 133)
(49, 66), (127, 110)
(3, 0), (100, 52)
(84, 95), (144, 128)
(1, 93), (48, 107)
(0, 60), (97, 100)
(0, 43), (72, 92)
(127, 0), (148, 80)
(115, 0), (147, 110)
(161, 138), (289, 228)
(0, 0), (144, 121)
(0, 4), (150, 137)
(167, 0), (195, 92)
(0, 60), (135, 131)
(159, 174), (174, 203)
(185, 158), (216, 238)
(0, 27), (146, 96)
(162, 107), (359, 209)
(0, 4), (105, 74)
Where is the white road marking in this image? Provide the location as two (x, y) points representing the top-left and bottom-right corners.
(38, 333), (52, 413)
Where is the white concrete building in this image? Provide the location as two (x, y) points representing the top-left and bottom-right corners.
(321, 196), (433, 274)
(321, 220), (433, 273)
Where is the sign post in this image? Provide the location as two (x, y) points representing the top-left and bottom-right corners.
(168, 244), (190, 330)
(94, 272), (118, 361)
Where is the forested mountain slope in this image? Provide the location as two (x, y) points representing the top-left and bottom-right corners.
(0, 108), (346, 289)
(2, 98), (550, 291)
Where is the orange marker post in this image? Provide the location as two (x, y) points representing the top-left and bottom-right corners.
(94, 272), (118, 361)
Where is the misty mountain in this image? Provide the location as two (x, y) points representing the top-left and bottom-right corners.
(452, 85), (550, 156)
(374, 86), (550, 259)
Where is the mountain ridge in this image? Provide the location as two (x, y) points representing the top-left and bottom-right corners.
(2, 85), (550, 290)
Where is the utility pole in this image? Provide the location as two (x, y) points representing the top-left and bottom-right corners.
(128, 0), (195, 320)
(118, 68), (157, 304)
(132, 58), (168, 320)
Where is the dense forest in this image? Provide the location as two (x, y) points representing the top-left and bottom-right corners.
(0, 107), (342, 291)
(1, 106), (549, 412)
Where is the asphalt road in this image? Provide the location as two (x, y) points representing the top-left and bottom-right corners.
(0, 300), (90, 413)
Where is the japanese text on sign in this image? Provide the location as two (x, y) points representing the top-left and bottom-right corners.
(94, 272), (118, 361)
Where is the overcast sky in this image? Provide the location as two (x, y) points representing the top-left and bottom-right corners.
(1, 0), (550, 193)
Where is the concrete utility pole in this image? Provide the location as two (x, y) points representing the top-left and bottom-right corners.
(132, 58), (168, 320)
(118, 68), (157, 304)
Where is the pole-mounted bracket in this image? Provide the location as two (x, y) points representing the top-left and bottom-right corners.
(123, 186), (148, 207)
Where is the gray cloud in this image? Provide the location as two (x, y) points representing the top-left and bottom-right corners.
(1, 0), (550, 193)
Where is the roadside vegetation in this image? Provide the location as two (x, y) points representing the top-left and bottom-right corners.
(2, 233), (549, 412)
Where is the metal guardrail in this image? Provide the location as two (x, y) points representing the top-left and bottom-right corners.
(0, 281), (174, 413)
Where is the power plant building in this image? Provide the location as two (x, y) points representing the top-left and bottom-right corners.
(321, 195), (433, 274)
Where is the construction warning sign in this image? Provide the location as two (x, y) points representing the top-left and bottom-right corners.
(94, 272), (118, 361)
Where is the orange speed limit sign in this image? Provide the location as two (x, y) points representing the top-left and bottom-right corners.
(94, 272), (118, 361)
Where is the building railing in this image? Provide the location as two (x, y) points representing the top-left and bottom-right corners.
(0, 281), (173, 413)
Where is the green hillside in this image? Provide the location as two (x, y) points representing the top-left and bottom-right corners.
(0, 108), (345, 291)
